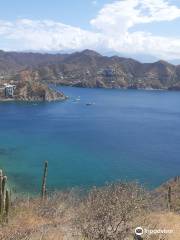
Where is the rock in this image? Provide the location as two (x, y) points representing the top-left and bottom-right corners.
(14, 81), (66, 102)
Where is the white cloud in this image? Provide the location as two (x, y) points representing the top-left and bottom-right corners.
(0, 19), (102, 51)
(0, 0), (180, 60)
(91, 0), (180, 33)
(90, 0), (180, 60)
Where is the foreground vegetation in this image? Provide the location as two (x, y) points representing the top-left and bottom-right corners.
(0, 165), (180, 240)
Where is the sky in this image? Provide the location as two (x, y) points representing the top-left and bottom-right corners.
(0, 0), (180, 63)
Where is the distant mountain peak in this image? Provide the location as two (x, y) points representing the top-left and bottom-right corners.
(81, 49), (102, 57)
(155, 60), (173, 66)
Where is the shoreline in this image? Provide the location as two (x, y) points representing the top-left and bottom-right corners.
(53, 82), (171, 91)
(0, 95), (67, 103)
(0, 85), (178, 104)
(55, 84), (173, 92)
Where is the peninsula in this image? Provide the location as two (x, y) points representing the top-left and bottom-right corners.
(0, 80), (66, 102)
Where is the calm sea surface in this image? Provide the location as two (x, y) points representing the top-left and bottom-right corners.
(0, 87), (180, 193)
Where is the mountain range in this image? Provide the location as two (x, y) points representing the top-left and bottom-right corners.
(1, 49), (180, 90)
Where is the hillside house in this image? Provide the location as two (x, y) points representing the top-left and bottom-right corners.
(4, 84), (16, 97)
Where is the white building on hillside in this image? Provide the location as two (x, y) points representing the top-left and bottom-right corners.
(4, 84), (16, 97)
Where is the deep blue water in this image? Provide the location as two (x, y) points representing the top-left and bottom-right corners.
(0, 86), (180, 193)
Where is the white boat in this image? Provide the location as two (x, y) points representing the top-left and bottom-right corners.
(86, 102), (95, 106)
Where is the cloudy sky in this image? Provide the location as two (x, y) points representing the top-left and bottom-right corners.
(0, 0), (180, 62)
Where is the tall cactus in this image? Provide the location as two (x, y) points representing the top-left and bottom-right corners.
(167, 185), (172, 211)
(0, 169), (10, 223)
(5, 190), (9, 223)
(41, 161), (48, 201)
(174, 176), (180, 182)
(2, 176), (7, 211)
(0, 170), (3, 215)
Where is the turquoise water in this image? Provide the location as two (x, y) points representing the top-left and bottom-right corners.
(0, 87), (180, 193)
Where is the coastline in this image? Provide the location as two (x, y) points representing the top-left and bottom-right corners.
(54, 83), (170, 92)
(0, 82), (67, 103)
(0, 85), (167, 103)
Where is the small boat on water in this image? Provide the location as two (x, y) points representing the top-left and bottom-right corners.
(72, 96), (81, 103)
(86, 102), (95, 106)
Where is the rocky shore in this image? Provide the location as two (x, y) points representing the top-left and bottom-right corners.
(0, 81), (66, 102)
(14, 81), (66, 102)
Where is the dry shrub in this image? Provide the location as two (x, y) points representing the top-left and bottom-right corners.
(1, 182), (180, 240)
(0, 190), (78, 240)
(76, 182), (150, 240)
(37, 189), (80, 220)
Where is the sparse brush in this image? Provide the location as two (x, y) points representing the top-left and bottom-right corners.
(76, 182), (150, 240)
(0, 180), (180, 240)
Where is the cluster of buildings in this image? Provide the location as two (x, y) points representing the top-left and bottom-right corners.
(97, 68), (116, 77)
(0, 83), (16, 98)
(57, 68), (117, 80)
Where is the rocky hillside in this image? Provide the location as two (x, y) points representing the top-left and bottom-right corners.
(0, 80), (66, 102)
(0, 49), (180, 90)
(14, 81), (66, 102)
